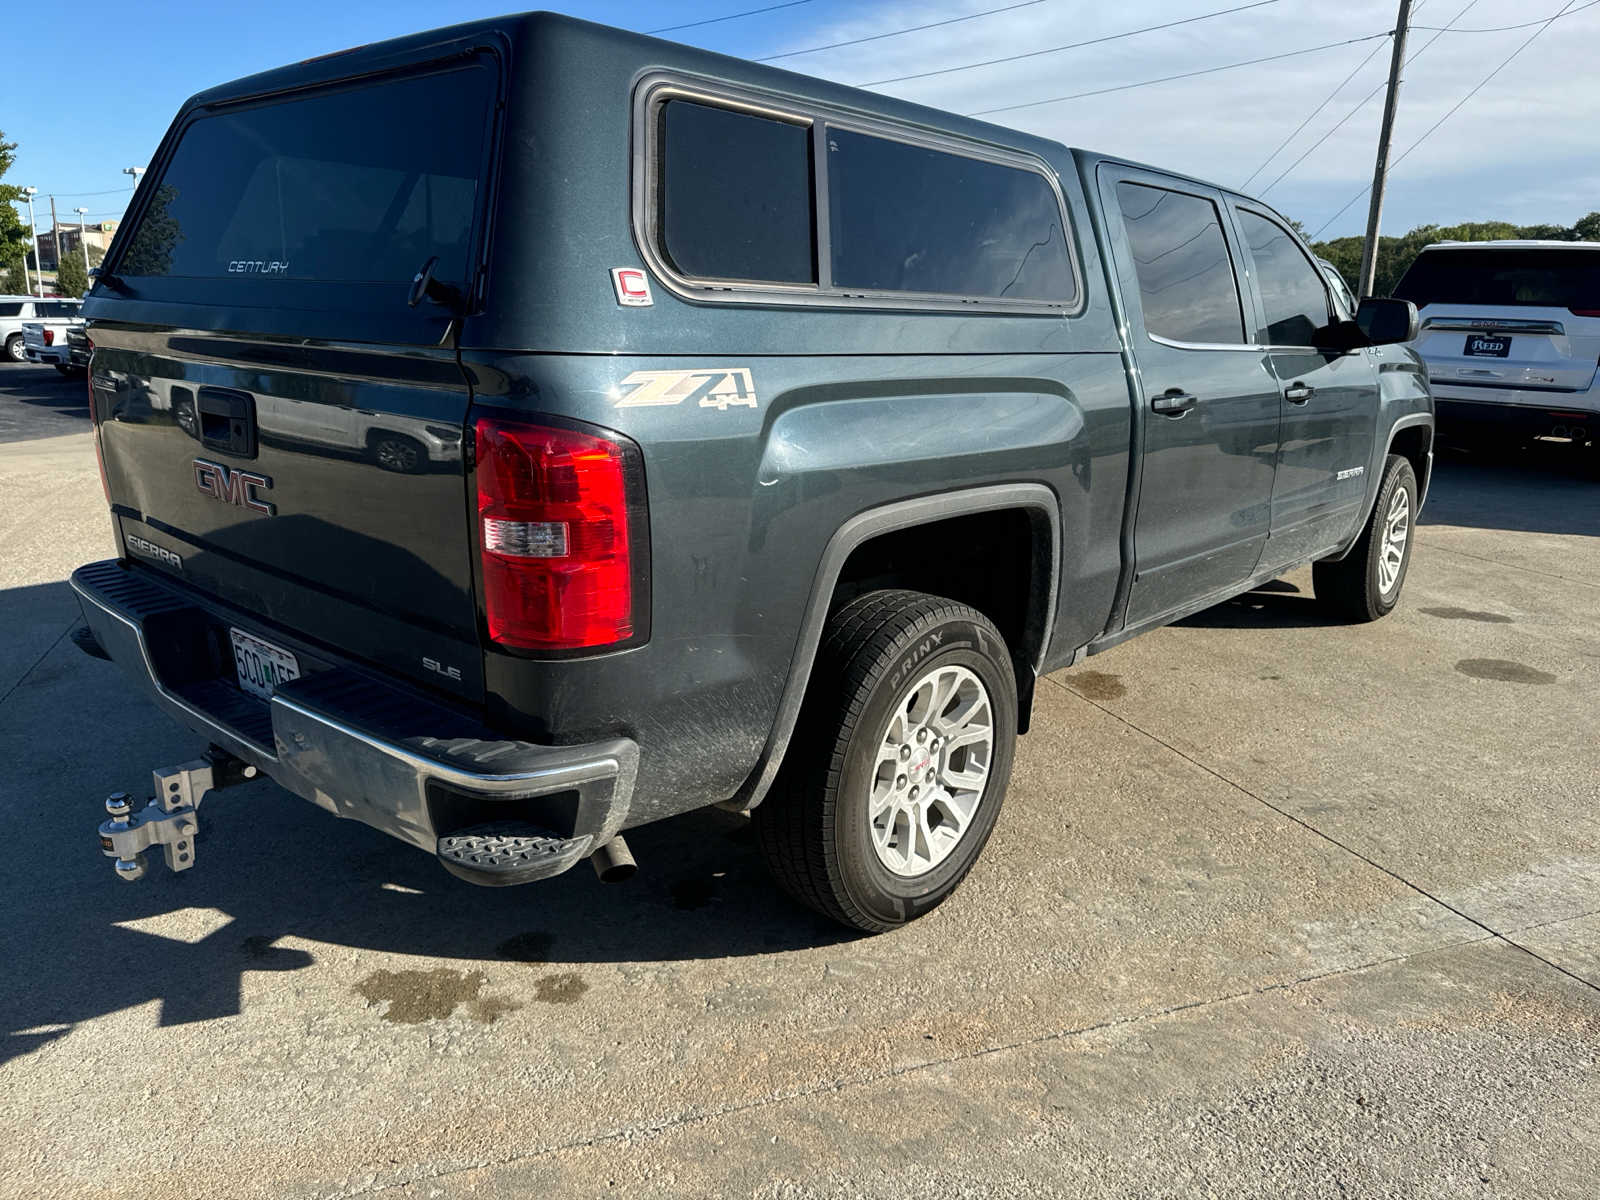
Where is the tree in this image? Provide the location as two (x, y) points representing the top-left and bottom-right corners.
(1, 257), (25, 295)
(56, 252), (87, 298)
(0, 130), (33, 291)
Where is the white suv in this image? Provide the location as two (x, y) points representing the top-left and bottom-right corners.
(1394, 240), (1600, 446)
(1, 297), (81, 364)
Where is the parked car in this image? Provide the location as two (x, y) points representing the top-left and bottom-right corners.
(73, 12), (1431, 931)
(1, 296), (79, 363)
(1394, 239), (1600, 446)
(20, 300), (85, 374)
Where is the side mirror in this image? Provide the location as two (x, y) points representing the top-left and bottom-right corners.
(1355, 297), (1419, 346)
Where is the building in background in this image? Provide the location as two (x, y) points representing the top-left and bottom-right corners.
(35, 220), (118, 269)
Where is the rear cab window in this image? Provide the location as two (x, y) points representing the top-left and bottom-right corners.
(111, 58), (499, 320)
(1114, 181), (1245, 345)
(1394, 247), (1600, 311)
(639, 79), (1080, 313)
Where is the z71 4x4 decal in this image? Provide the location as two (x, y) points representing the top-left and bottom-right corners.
(612, 368), (758, 411)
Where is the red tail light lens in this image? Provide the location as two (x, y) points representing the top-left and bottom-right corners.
(1570, 308), (1600, 317)
(43, 328), (54, 346)
(474, 417), (636, 651)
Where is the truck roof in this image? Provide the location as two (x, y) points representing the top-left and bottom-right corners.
(1421, 240), (1600, 251)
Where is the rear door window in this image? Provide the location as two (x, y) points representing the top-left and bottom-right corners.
(0, 303), (22, 317)
(825, 128), (1075, 303)
(118, 63), (496, 294)
(1236, 209), (1330, 346)
(1394, 248), (1600, 309)
(1116, 182), (1245, 345)
(657, 100), (816, 285)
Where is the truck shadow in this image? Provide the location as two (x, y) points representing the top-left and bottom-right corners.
(0, 632), (848, 1065)
(1175, 579), (1339, 630)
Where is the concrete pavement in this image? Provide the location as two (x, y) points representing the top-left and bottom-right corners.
(0, 393), (1595, 1197)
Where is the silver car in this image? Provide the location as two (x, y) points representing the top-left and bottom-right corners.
(1394, 240), (1600, 446)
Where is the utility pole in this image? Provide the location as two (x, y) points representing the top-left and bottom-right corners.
(1358, 0), (1413, 298)
(21, 186), (41, 297)
(49, 195), (59, 286)
(75, 207), (90, 275)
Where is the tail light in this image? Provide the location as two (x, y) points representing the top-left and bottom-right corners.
(87, 365), (109, 505)
(43, 329), (54, 346)
(474, 416), (643, 651)
(1570, 308), (1600, 317)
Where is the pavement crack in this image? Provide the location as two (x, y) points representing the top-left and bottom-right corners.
(356, 933), (1504, 1197)
(0, 621), (73, 710)
(1422, 540), (1600, 590)
(1045, 674), (1600, 1001)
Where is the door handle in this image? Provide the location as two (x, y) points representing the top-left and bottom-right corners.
(1284, 382), (1315, 405)
(1150, 390), (1197, 416)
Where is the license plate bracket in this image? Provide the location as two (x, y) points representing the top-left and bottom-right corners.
(1464, 334), (1511, 357)
(230, 627), (300, 701)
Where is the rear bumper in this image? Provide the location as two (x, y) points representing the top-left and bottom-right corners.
(70, 559), (638, 880)
(24, 346), (67, 365)
(1433, 392), (1598, 440)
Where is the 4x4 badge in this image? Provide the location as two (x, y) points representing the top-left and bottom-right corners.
(613, 368), (758, 412)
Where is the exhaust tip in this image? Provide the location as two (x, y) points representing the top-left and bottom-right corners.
(590, 834), (637, 884)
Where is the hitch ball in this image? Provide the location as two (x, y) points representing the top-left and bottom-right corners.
(105, 791), (133, 820)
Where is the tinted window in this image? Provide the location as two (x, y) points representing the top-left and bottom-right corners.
(0, 303), (21, 317)
(1238, 210), (1329, 345)
(39, 302), (78, 317)
(1116, 182), (1244, 344)
(827, 128), (1074, 303)
(118, 64), (495, 286)
(1393, 247), (1600, 309)
(659, 100), (815, 284)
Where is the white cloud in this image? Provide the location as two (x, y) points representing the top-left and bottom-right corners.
(752, 0), (1600, 237)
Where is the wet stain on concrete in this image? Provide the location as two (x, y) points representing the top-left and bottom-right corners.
(532, 972), (588, 1005)
(1068, 671), (1126, 702)
(672, 877), (719, 910)
(1422, 606), (1514, 624)
(497, 931), (554, 965)
(353, 968), (520, 1024)
(1455, 658), (1556, 685)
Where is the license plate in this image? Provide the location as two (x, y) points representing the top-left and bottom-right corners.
(230, 628), (300, 700)
(1464, 334), (1511, 357)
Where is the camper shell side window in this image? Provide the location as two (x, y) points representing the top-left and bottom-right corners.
(633, 75), (1083, 316)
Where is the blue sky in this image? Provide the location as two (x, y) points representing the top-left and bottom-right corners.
(7, 1), (1597, 242)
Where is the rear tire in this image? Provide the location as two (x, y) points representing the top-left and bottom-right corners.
(753, 589), (1018, 933)
(4, 334), (21, 363)
(1313, 454), (1417, 622)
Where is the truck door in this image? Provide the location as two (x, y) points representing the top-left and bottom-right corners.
(1099, 168), (1281, 627)
(1228, 202), (1379, 572)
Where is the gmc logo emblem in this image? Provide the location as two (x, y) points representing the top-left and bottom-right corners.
(193, 459), (274, 515)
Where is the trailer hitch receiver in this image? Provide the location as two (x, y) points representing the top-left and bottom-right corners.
(97, 748), (257, 882)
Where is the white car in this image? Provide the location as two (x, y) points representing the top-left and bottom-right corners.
(1393, 240), (1600, 446)
(1, 296), (81, 363)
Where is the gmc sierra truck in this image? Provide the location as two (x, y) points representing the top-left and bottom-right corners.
(74, 13), (1431, 932)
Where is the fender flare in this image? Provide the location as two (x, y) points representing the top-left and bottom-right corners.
(730, 483), (1061, 812)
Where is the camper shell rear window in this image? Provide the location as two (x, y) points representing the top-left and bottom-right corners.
(113, 60), (498, 306)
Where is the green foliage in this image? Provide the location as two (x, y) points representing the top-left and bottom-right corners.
(56, 252), (87, 298)
(0, 130), (32, 276)
(120, 184), (181, 276)
(1, 258), (26, 295)
(88, 243), (105, 268)
(1310, 212), (1600, 298)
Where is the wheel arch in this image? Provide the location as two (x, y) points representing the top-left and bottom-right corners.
(730, 483), (1060, 813)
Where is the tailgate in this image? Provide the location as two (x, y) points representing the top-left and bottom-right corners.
(89, 50), (504, 702)
(1415, 306), (1600, 396)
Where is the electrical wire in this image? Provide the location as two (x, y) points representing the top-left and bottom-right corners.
(1310, 0), (1581, 240)
(1257, 0), (1477, 197)
(966, 32), (1391, 118)
(1412, 0), (1600, 33)
(859, 0), (1280, 88)
(645, 0), (814, 36)
(757, 0), (1050, 61)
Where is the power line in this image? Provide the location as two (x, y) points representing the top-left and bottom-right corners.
(757, 0), (1050, 61)
(966, 32), (1391, 118)
(1413, 0), (1600, 33)
(1310, 0), (1580, 240)
(1257, 0), (1476, 197)
(1238, 26), (1400, 189)
(645, 0), (813, 36)
(859, 0), (1280, 88)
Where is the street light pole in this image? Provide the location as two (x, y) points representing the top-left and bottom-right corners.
(20, 186), (41, 297)
(74, 207), (90, 276)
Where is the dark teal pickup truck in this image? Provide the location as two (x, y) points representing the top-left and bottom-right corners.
(74, 12), (1431, 931)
